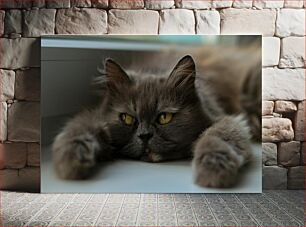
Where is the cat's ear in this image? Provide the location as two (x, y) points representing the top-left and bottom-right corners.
(104, 58), (131, 87)
(167, 55), (196, 90)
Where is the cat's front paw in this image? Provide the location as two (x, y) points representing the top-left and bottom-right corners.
(72, 139), (97, 166)
(52, 133), (100, 179)
(192, 136), (240, 188)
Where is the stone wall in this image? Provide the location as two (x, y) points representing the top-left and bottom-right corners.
(0, 0), (305, 191)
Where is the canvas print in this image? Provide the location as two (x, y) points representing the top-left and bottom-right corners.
(41, 35), (262, 193)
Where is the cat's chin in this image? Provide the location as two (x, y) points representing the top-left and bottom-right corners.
(140, 149), (163, 163)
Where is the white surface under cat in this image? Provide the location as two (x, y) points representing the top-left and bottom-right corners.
(41, 144), (262, 193)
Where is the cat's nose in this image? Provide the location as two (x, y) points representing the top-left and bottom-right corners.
(138, 132), (153, 142)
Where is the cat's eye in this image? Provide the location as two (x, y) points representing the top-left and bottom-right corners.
(120, 113), (134, 125)
(158, 113), (173, 125)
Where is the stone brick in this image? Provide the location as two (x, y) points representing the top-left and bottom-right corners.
(145, 0), (175, 9)
(27, 143), (40, 167)
(91, 0), (108, 8)
(212, 0), (233, 8)
(253, 0), (284, 8)
(46, 0), (70, 8)
(110, 0), (144, 8)
(71, 0), (92, 7)
(0, 167), (40, 192)
(0, 69), (15, 102)
(274, 101), (297, 113)
(220, 9), (276, 36)
(276, 9), (305, 37)
(262, 143), (277, 166)
(280, 37), (305, 68)
(262, 118), (294, 142)
(262, 37), (280, 66)
(195, 10), (220, 34)
(8, 102), (40, 142)
(301, 142), (305, 165)
(0, 10), (4, 35)
(294, 101), (305, 141)
(23, 9), (56, 37)
(0, 169), (18, 189)
(0, 102), (7, 142)
(284, 0), (304, 8)
(15, 68), (41, 101)
(20, 167), (41, 192)
(0, 142), (27, 169)
(263, 166), (287, 189)
(279, 141), (301, 166)
(108, 10), (159, 34)
(159, 9), (195, 34)
(262, 101), (274, 115)
(262, 68), (305, 101)
(56, 8), (107, 34)
(232, 0), (253, 8)
(288, 166), (304, 189)
(32, 0), (46, 8)
(0, 0), (32, 9)
(0, 146), (2, 169)
(175, 0), (212, 9)
(0, 38), (40, 69)
(4, 9), (22, 35)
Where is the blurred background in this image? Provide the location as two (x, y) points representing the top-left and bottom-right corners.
(41, 35), (260, 146)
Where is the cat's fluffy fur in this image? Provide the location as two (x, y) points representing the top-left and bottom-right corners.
(52, 45), (261, 188)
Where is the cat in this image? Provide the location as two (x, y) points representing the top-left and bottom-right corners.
(52, 46), (261, 188)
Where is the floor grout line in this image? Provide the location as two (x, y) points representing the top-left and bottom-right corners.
(172, 194), (179, 226)
(235, 195), (279, 226)
(237, 194), (267, 226)
(114, 194), (125, 226)
(23, 194), (61, 226)
(187, 194), (200, 226)
(261, 192), (304, 225)
(134, 194), (142, 226)
(47, 194), (77, 226)
(201, 194), (221, 226)
(70, 194), (93, 226)
(93, 194), (110, 226)
(156, 193), (159, 226)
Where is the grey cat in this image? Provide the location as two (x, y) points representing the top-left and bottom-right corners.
(52, 48), (260, 188)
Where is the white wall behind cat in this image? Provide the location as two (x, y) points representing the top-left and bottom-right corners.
(0, 0), (305, 191)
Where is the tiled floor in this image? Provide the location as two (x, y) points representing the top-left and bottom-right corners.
(1, 190), (304, 226)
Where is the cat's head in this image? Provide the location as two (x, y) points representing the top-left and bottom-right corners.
(102, 55), (208, 162)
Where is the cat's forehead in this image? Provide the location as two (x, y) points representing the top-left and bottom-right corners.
(132, 77), (179, 116)
(127, 71), (168, 94)
(134, 76), (166, 104)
